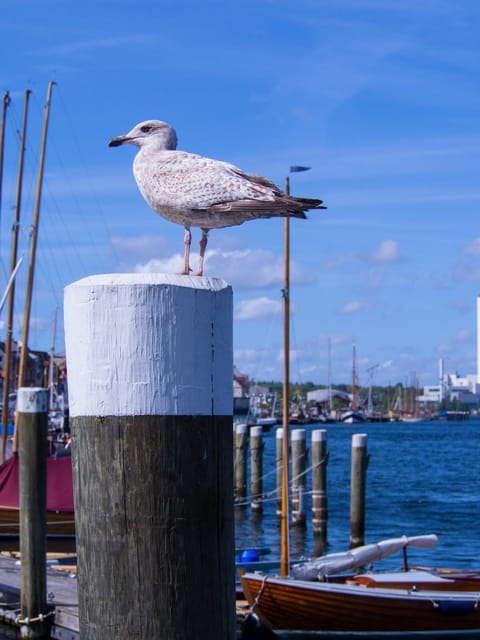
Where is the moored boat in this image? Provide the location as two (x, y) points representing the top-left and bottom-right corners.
(241, 570), (480, 637)
(0, 454), (75, 551)
(240, 534), (480, 637)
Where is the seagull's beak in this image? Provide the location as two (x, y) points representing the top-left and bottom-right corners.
(108, 134), (130, 147)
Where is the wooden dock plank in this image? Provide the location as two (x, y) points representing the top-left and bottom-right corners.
(0, 552), (78, 638)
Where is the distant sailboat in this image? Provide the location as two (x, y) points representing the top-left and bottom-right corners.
(341, 345), (366, 423)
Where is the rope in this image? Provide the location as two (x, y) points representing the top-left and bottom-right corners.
(16, 609), (55, 625)
(249, 574), (269, 615)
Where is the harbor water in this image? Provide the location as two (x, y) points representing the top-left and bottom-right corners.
(1, 417), (479, 640)
(235, 417), (480, 570)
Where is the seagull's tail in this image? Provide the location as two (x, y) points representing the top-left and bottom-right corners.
(286, 195), (327, 218)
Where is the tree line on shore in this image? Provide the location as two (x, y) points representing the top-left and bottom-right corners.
(257, 381), (469, 414)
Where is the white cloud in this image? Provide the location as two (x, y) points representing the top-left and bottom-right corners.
(326, 240), (401, 274)
(463, 237), (480, 255)
(235, 297), (282, 321)
(206, 248), (313, 289)
(111, 234), (168, 258)
(325, 254), (356, 270)
(368, 239), (401, 264)
(134, 254), (184, 274)
(379, 359), (393, 370)
(338, 301), (370, 315)
(455, 328), (473, 343)
(436, 343), (452, 355)
(132, 247), (313, 290)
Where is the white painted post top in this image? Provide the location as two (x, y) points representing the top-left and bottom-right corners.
(64, 273), (232, 417)
(292, 429), (306, 441)
(17, 387), (48, 413)
(312, 429), (327, 442)
(352, 433), (368, 447)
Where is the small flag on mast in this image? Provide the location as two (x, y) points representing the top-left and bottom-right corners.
(289, 166), (311, 173)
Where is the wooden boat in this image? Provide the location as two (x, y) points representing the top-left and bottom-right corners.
(0, 453), (75, 552)
(240, 535), (480, 637)
(241, 569), (480, 637)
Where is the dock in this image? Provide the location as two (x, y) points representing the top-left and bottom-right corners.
(0, 551), (256, 639)
(0, 552), (78, 639)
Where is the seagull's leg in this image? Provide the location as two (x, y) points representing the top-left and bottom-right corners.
(195, 228), (209, 276)
(180, 227), (191, 275)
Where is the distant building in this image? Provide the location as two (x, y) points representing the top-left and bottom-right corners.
(419, 296), (480, 409)
(233, 366), (250, 415)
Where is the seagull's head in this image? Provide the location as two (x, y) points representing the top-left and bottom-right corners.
(108, 120), (178, 151)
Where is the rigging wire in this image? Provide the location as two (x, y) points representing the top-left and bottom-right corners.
(55, 85), (121, 265)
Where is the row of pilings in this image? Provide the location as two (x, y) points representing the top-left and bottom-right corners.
(234, 424), (369, 552)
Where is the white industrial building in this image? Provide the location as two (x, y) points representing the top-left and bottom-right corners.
(419, 295), (480, 409)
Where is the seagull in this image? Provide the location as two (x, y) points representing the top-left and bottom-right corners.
(109, 120), (326, 276)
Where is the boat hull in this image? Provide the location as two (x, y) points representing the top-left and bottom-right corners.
(241, 573), (480, 636)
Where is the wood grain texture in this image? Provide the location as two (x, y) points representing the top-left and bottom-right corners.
(72, 414), (234, 640)
(18, 397), (48, 635)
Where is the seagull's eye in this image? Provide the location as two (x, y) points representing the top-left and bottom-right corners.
(140, 125), (152, 133)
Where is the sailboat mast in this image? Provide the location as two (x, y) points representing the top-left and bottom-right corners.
(1, 90), (30, 463)
(0, 91), (11, 462)
(352, 345), (357, 411)
(48, 307), (58, 409)
(327, 337), (332, 413)
(0, 91), (11, 233)
(280, 176), (291, 576)
(13, 80), (55, 452)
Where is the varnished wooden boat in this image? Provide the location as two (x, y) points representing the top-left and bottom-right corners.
(240, 570), (480, 637)
(0, 505), (74, 536)
(240, 536), (480, 637)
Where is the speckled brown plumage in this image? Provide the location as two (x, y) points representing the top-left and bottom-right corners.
(109, 120), (326, 275)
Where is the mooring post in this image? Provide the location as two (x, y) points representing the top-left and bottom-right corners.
(291, 428), (306, 526)
(350, 433), (369, 549)
(234, 423), (248, 506)
(18, 387), (48, 639)
(64, 273), (234, 640)
(275, 427), (283, 517)
(312, 429), (328, 551)
(250, 426), (263, 513)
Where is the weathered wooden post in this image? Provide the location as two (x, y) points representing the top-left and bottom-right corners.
(291, 428), (306, 526)
(64, 273), (234, 640)
(234, 423), (248, 505)
(250, 426), (263, 513)
(275, 427), (283, 517)
(312, 429), (328, 551)
(350, 433), (369, 549)
(18, 387), (49, 639)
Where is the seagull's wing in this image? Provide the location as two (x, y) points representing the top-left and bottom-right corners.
(141, 151), (282, 209)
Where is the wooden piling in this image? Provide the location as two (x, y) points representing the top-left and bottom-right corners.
(250, 426), (263, 513)
(291, 429), (307, 526)
(18, 387), (48, 639)
(64, 273), (234, 640)
(312, 429), (328, 550)
(234, 423), (248, 505)
(275, 428), (283, 517)
(350, 433), (369, 549)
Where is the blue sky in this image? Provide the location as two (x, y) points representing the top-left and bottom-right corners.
(1, 0), (479, 388)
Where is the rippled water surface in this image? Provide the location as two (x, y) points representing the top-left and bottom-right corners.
(234, 417), (480, 570)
